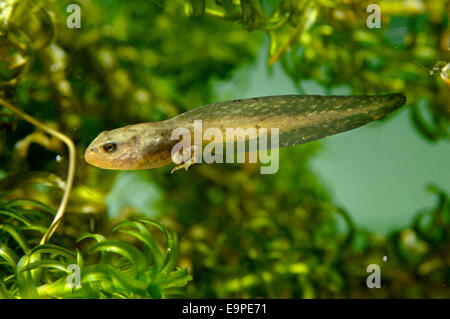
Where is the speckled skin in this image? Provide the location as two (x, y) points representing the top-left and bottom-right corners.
(85, 93), (406, 170)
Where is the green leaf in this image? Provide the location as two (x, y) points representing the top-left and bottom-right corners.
(0, 222), (30, 253)
(77, 233), (106, 243)
(162, 231), (180, 273)
(20, 225), (48, 234)
(0, 243), (19, 269)
(3, 198), (55, 214)
(154, 268), (192, 289)
(17, 259), (70, 273)
(75, 249), (84, 269)
(82, 264), (147, 296)
(136, 219), (178, 272)
(37, 276), (73, 298)
(113, 220), (164, 276)
(89, 240), (147, 273)
(30, 244), (77, 261)
(16, 254), (40, 299)
(0, 208), (32, 226)
(146, 283), (162, 299)
(78, 233), (111, 265)
(0, 277), (13, 299)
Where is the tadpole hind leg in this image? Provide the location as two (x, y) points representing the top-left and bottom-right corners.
(170, 145), (200, 174)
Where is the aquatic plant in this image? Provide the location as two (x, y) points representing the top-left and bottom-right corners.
(0, 0), (449, 299)
(0, 192), (190, 298)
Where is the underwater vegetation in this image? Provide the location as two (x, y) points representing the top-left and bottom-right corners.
(0, 0), (449, 298)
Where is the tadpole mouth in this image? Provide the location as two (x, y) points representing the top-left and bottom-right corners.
(84, 135), (103, 166)
(84, 147), (96, 165)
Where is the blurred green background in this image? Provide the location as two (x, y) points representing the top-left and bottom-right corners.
(214, 46), (450, 232)
(0, 0), (449, 298)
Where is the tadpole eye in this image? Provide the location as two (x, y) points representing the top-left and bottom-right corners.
(103, 143), (117, 153)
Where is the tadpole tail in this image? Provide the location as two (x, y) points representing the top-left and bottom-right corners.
(173, 93), (406, 149)
(277, 93), (407, 148)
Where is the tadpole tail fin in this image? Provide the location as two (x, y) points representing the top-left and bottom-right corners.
(276, 93), (407, 148)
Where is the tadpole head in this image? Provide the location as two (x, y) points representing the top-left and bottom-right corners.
(84, 127), (141, 170)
